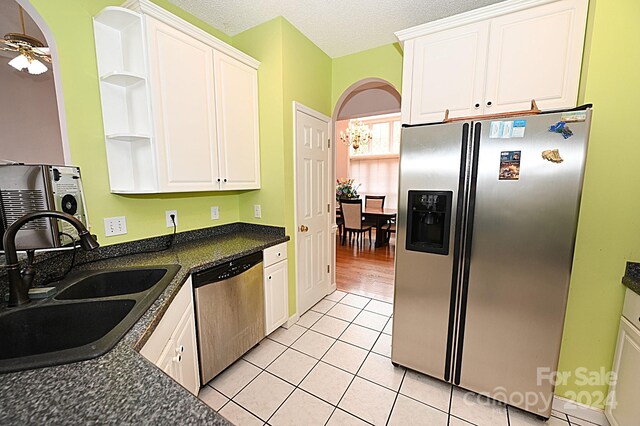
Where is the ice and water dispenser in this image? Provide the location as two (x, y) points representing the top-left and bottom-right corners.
(405, 190), (452, 255)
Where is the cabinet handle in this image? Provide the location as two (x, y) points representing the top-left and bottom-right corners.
(223, 178), (227, 182)
(474, 103), (480, 109)
(173, 354), (182, 363)
(277, 252), (281, 257)
(217, 178), (221, 182)
(486, 101), (493, 107)
(268, 276), (272, 280)
(176, 345), (184, 354)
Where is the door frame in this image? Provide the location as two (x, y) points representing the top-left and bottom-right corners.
(292, 101), (333, 319)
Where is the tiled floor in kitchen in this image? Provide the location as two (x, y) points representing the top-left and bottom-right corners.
(198, 291), (608, 426)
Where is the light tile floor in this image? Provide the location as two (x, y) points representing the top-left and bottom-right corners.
(200, 291), (609, 426)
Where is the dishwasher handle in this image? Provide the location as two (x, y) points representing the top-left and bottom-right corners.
(192, 251), (263, 288)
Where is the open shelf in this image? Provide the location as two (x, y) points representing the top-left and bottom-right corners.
(101, 72), (146, 87)
(105, 133), (150, 142)
(94, 7), (141, 30)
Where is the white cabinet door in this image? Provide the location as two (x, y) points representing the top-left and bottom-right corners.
(140, 277), (200, 395)
(484, 0), (587, 113)
(606, 318), (640, 426)
(213, 51), (260, 190)
(146, 17), (220, 192)
(157, 337), (178, 377)
(408, 21), (489, 124)
(264, 260), (288, 335)
(171, 305), (200, 395)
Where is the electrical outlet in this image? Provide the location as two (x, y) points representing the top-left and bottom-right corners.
(166, 210), (178, 228)
(254, 204), (262, 218)
(104, 216), (127, 237)
(211, 206), (219, 220)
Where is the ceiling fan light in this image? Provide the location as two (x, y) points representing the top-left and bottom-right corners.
(27, 58), (47, 75)
(8, 54), (30, 71)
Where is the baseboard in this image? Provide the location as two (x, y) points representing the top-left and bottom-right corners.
(553, 396), (608, 424)
(328, 282), (337, 293)
(284, 313), (299, 329)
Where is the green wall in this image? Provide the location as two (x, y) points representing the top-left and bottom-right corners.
(232, 18), (332, 315)
(29, 0), (241, 245)
(555, 0), (640, 406)
(28, 0), (640, 409)
(331, 43), (404, 112)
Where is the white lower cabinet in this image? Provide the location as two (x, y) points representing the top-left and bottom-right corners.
(263, 243), (289, 335)
(606, 288), (640, 426)
(140, 276), (200, 395)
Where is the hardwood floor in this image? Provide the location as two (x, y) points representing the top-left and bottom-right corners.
(335, 231), (395, 303)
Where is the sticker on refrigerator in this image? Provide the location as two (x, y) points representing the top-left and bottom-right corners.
(489, 120), (526, 139)
(560, 111), (587, 122)
(499, 151), (521, 180)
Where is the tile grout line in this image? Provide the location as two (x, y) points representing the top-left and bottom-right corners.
(243, 291), (371, 425)
(206, 290), (452, 425)
(264, 292), (373, 425)
(384, 368), (407, 426)
(211, 291), (410, 424)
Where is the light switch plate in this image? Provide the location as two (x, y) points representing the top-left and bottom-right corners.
(211, 206), (219, 220)
(104, 216), (127, 237)
(254, 204), (261, 218)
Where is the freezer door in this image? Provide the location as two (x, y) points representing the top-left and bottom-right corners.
(456, 112), (590, 416)
(392, 122), (469, 381)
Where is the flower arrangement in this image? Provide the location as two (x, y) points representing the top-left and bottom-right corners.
(336, 178), (361, 201)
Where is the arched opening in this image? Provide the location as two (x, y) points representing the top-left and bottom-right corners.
(332, 78), (400, 303)
(0, 0), (69, 164)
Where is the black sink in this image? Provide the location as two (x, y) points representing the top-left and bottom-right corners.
(0, 300), (135, 360)
(56, 269), (168, 300)
(0, 264), (181, 373)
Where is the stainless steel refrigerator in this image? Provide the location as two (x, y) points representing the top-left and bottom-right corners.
(391, 109), (591, 418)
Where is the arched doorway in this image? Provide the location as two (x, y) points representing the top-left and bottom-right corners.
(331, 78), (400, 302)
(0, 0), (69, 164)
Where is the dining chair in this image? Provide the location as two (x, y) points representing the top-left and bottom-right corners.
(364, 195), (385, 209)
(340, 199), (372, 248)
(364, 195), (386, 229)
(383, 220), (396, 243)
(336, 210), (345, 241)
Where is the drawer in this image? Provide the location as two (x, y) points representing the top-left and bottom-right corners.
(622, 288), (640, 330)
(264, 242), (287, 267)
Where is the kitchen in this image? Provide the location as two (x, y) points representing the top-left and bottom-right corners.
(0, 0), (639, 425)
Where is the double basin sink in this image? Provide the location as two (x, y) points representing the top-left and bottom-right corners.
(0, 265), (180, 373)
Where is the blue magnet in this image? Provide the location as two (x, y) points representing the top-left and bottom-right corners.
(549, 121), (573, 139)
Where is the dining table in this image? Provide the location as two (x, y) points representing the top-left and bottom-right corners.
(337, 205), (397, 248)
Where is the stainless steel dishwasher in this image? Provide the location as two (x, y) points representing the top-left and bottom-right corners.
(193, 251), (264, 384)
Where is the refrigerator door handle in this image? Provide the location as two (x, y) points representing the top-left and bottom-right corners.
(452, 121), (482, 385)
(444, 122), (472, 382)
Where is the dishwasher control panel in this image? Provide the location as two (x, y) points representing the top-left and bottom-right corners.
(192, 251), (263, 288)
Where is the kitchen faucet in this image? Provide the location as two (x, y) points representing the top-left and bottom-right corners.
(3, 211), (100, 307)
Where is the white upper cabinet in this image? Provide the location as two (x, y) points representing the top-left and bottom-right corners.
(213, 51), (260, 190)
(146, 17), (219, 192)
(93, 0), (260, 193)
(396, 0), (588, 124)
(404, 21), (490, 124)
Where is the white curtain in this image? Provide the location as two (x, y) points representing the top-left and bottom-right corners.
(349, 157), (399, 209)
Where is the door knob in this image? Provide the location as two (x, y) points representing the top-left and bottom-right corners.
(299, 225), (308, 232)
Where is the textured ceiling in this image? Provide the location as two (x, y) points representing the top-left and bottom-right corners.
(167, 0), (507, 58)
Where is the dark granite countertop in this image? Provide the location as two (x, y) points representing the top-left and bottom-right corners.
(622, 261), (640, 296)
(0, 223), (289, 425)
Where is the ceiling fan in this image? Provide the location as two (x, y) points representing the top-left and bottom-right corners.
(1, 5), (51, 75)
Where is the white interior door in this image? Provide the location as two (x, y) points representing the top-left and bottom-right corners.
(295, 103), (331, 315)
